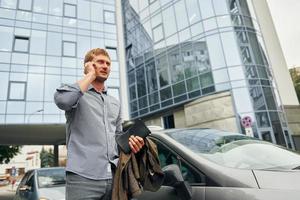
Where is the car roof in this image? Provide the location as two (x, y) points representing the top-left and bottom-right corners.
(33, 167), (65, 172)
(149, 127), (244, 139)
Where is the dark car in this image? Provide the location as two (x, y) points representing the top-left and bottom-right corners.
(14, 167), (65, 200)
(137, 127), (300, 200)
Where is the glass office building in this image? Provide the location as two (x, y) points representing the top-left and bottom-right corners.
(0, 0), (120, 124)
(122, 0), (294, 148)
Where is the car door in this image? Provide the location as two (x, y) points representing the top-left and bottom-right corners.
(18, 172), (36, 200)
(137, 138), (206, 200)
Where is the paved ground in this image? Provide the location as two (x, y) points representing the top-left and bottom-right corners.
(0, 185), (15, 200)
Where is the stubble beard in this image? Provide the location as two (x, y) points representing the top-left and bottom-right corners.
(95, 75), (108, 83)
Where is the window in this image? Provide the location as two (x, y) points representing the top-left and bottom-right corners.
(163, 114), (175, 129)
(104, 10), (115, 24)
(106, 47), (117, 61)
(18, 0), (32, 11)
(62, 41), (76, 57)
(8, 81), (26, 101)
(13, 36), (29, 52)
(155, 139), (205, 184)
(64, 3), (77, 18)
(152, 24), (164, 43)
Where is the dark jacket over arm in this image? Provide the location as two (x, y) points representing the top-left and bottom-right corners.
(112, 138), (165, 200)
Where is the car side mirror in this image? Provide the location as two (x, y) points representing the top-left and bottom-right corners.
(162, 164), (192, 200)
(19, 185), (31, 192)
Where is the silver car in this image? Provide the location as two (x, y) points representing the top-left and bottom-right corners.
(14, 167), (65, 200)
(138, 128), (300, 200)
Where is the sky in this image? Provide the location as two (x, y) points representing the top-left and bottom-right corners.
(266, 0), (300, 68)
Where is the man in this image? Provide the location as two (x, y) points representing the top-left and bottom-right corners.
(54, 48), (144, 200)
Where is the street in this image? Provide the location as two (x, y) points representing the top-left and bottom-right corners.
(0, 185), (15, 200)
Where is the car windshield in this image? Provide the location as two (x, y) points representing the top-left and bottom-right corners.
(166, 129), (300, 170)
(37, 168), (65, 188)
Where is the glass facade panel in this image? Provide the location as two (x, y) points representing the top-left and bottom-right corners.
(206, 34), (226, 69)
(8, 81), (26, 100)
(63, 41), (76, 57)
(1, 0), (17, 9)
(212, 0), (229, 15)
(1, 0), (119, 125)
(122, 0), (292, 148)
(14, 36), (29, 52)
(199, 0), (214, 19)
(186, 0), (201, 25)
(174, 0), (188, 31)
(64, 3), (76, 18)
(0, 26), (13, 51)
(104, 10), (115, 24)
(153, 24), (164, 43)
(220, 32), (242, 66)
(30, 30), (46, 54)
(33, 0), (48, 13)
(18, 0), (32, 11)
(49, 0), (63, 16)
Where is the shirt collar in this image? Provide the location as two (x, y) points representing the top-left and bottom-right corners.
(88, 84), (107, 94)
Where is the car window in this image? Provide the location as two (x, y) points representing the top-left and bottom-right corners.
(19, 171), (32, 187)
(37, 168), (65, 188)
(155, 139), (205, 185)
(25, 175), (34, 192)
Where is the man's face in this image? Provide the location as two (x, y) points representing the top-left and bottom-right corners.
(92, 54), (111, 82)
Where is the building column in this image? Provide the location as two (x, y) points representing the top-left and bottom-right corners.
(54, 145), (59, 167)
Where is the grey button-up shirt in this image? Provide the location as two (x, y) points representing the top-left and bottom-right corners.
(54, 83), (122, 180)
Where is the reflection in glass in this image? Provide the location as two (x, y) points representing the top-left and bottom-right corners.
(160, 87), (172, 101)
(136, 66), (146, 97)
(249, 86), (266, 110)
(256, 112), (270, 128)
(262, 87), (277, 110)
(186, 0), (201, 24)
(138, 96), (148, 109)
(149, 92), (159, 105)
(269, 111), (285, 146)
(145, 59), (158, 93)
(172, 81), (186, 97)
(261, 131), (272, 142)
(199, 72), (213, 88)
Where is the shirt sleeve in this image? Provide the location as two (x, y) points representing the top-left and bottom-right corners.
(115, 103), (123, 135)
(54, 83), (83, 111)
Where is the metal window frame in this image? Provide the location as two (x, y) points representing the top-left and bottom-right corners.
(105, 46), (118, 61)
(7, 81), (27, 101)
(13, 35), (30, 53)
(63, 3), (77, 19)
(62, 41), (77, 57)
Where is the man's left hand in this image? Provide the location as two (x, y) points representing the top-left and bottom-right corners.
(129, 135), (145, 153)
